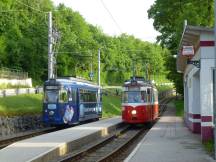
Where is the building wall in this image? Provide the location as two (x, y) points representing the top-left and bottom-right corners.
(184, 78), (189, 125)
(178, 28), (216, 142)
(184, 47), (201, 133)
(0, 78), (32, 87)
(191, 72), (201, 133)
(183, 34), (215, 141)
(185, 68), (201, 134)
(200, 44), (214, 141)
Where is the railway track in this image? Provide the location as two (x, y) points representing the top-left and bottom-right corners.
(54, 97), (172, 162)
(55, 126), (147, 162)
(0, 127), (56, 149)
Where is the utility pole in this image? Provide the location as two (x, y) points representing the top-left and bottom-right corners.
(98, 49), (101, 103)
(214, 1), (216, 159)
(98, 48), (101, 87)
(132, 59), (135, 79)
(145, 63), (148, 81)
(90, 53), (93, 81)
(48, 11), (54, 79)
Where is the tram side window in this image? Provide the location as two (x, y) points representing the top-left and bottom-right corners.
(152, 91), (154, 103)
(89, 92), (97, 102)
(72, 90), (76, 102)
(146, 89), (150, 102)
(80, 93), (84, 103)
(100, 92), (102, 102)
(59, 89), (68, 103)
(80, 89), (97, 103)
(141, 91), (147, 103)
(123, 92), (128, 103)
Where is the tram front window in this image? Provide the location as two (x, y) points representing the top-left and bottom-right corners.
(45, 90), (58, 103)
(123, 91), (141, 103)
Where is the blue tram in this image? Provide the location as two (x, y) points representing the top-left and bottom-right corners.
(43, 77), (102, 125)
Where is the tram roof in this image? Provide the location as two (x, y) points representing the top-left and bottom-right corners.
(124, 80), (154, 88)
(44, 78), (100, 89)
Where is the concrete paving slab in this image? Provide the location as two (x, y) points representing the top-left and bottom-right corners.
(0, 117), (122, 162)
(125, 102), (215, 162)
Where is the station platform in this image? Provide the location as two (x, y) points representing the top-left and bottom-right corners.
(0, 117), (122, 162)
(125, 102), (215, 162)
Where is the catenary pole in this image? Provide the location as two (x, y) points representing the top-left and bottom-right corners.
(90, 53), (93, 81)
(146, 63), (148, 80)
(214, 1), (216, 159)
(132, 59), (135, 79)
(48, 11), (53, 79)
(98, 48), (101, 102)
(98, 48), (101, 87)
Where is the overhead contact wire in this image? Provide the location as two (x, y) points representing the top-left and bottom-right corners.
(100, 0), (123, 33)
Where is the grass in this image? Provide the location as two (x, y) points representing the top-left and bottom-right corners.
(174, 99), (184, 117)
(102, 95), (121, 118)
(0, 94), (43, 116)
(203, 140), (214, 154)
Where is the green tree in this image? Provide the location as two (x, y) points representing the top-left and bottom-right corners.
(0, 0), (170, 86)
(148, 0), (214, 94)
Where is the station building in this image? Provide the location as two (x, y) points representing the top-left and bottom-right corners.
(177, 25), (215, 142)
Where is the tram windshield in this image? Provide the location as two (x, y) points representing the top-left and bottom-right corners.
(123, 91), (148, 103)
(44, 90), (59, 103)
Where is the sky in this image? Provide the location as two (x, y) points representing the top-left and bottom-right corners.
(52, 0), (160, 43)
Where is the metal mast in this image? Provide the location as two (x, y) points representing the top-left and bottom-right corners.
(98, 48), (101, 87)
(48, 11), (54, 79)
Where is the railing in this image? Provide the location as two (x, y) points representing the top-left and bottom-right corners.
(0, 67), (28, 79)
(158, 89), (175, 100)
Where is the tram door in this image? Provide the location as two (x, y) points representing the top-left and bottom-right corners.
(150, 89), (154, 120)
(67, 88), (79, 123)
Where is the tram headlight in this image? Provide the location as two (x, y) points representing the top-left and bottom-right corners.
(49, 111), (54, 116)
(131, 110), (137, 115)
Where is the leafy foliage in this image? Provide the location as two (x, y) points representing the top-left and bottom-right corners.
(148, 0), (214, 94)
(0, 0), (170, 86)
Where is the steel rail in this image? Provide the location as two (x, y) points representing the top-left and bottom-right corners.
(55, 125), (129, 162)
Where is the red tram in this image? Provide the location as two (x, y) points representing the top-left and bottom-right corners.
(121, 77), (158, 124)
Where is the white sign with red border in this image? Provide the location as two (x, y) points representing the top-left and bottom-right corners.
(182, 46), (194, 56)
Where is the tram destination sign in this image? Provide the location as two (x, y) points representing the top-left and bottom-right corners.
(182, 46), (194, 56)
(46, 86), (59, 90)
